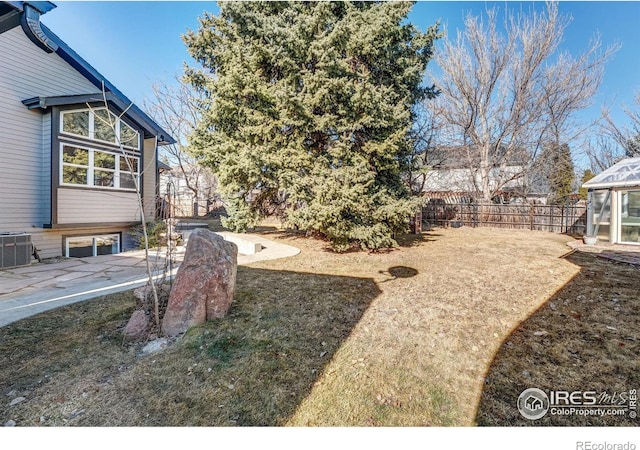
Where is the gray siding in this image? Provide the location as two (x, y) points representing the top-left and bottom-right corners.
(142, 137), (158, 218)
(41, 112), (51, 225)
(0, 26), (152, 260)
(0, 26), (99, 233)
(32, 226), (133, 259)
(57, 188), (140, 224)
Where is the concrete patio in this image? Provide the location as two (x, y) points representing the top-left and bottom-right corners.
(0, 233), (299, 327)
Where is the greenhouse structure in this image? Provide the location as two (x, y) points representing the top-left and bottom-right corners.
(582, 157), (640, 245)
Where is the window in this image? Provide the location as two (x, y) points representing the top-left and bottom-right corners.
(62, 147), (89, 185)
(93, 109), (117, 143)
(60, 107), (140, 150)
(65, 234), (120, 258)
(60, 144), (139, 190)
(62, 110), (89, 137)
(620, 190), (640, 244)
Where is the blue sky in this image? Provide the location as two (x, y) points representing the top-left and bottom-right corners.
(41, 1), (640, 138)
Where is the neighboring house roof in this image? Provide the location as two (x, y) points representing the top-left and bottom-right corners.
(582, 157), (640, 190)
(157, 160), (172, 172)
(1, 1), (175, 145)
(426, 145), (529, 170)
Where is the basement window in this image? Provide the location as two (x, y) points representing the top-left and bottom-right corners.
(65, 234), (120, 258)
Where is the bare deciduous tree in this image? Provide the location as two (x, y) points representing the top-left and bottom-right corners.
(602, 92), (640, 156)
(90, 84), (162, 327)
(407, 103), (449, 195)
(144, 75), (218, 216)
(584, 135), (622, 173)
(427, 2), (616, 201)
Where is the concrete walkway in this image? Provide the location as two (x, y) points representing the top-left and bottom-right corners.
(0, 233), (299, 328)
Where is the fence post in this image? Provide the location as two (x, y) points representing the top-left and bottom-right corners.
(529, 205), (534, 230)
(473, 202), (478, 228)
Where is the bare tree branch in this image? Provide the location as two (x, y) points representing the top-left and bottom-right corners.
(143, 75), (218, 216)
(425, 2), (617, 201)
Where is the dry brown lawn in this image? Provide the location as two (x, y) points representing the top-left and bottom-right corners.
(0, 227), (637, 426)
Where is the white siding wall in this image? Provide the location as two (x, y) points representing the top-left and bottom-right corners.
(57, 188), (140, 224)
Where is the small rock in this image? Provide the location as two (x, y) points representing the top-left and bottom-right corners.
(5, 390), (17, 398)
(606, 326), (617, 331)
(533, 331), (549, 336)
(123, 309), (150, 340)
(9, 397), (26, 407)
(320, 351), (328, 357)
(522, 370), (531, 378)
(140, 338), (169, 356)
(4, 420), (16, 427)
(133, 285), (151, 302)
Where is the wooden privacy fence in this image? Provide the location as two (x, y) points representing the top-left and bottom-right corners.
(421, 201), (587, 234)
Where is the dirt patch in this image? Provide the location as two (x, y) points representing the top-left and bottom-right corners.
(476, 251), (640, 426)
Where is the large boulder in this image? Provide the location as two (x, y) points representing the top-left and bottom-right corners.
(162, 229), (238, 336)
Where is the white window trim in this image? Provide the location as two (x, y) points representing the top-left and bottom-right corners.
(619, 190), (640, 245)
(60, 143), (139, 191)
(60, 107), (140, 150)
(65, 234), (121, 258)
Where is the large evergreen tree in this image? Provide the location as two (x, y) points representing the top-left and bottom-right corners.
(183, 1), (439, 250)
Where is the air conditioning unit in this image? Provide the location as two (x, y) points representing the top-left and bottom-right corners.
(0, 233), (31, 269)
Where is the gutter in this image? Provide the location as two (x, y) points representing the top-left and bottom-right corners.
(19, 2), (57, 52)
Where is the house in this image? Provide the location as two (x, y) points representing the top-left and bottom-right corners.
(158, 163), (220, 218)
(0, 1), (175, 263)
(414, 145), (545, 204)
(582, 157), (640, 245)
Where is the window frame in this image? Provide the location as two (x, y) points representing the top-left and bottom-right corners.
(60, 106), (140, 150)
(60, 143), (139, 191)
(65, 233), (121, 258)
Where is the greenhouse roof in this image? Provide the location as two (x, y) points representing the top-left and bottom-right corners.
(583, 157), (640, 189)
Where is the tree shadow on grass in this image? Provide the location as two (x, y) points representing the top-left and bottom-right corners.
(475, 251), (640, 426)
(395, 232), (441, 248)
(0, 266), (381, 426)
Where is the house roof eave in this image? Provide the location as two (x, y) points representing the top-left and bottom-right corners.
(40, 24), (176, 145)
(7, 1), (175, 145)
(22, 93), (175, 145)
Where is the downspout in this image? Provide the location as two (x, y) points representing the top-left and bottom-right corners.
(20, 3), (58, 53)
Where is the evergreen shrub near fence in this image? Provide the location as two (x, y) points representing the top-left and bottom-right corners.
(422, 200), (587, 234)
